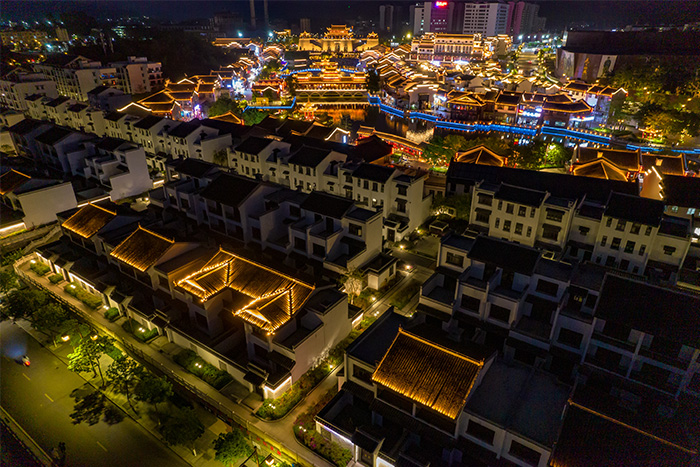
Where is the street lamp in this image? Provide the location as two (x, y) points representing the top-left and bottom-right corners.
(61, 334), (70, 342)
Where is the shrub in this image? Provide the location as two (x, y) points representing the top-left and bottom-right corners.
(48, 273), (64, 284)
(293, 388), (351, 467)
(103, 307), (120, 322)
(121, 319), (159, 342)
(390, 282), (421, 310)
(173, 349), (232, 390)
(30, 262), (51, 276)
(63, 282), (103, 309)
(104, 343), (123, 361)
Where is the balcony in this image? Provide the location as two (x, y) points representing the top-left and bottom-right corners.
(420, 272), (455, 316)
(513, 315), (552, 342)
(638, 347), (690, 371)
(591, 331), (636, 353)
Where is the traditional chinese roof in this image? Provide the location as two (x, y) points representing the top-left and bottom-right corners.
(604, 191), (664, 226)
(371, 328), (484, 419)
(0, 169), (31, 195)
(641, 154), (685, 176)
(572, 158), (629, 181)
(455, 145), (506, 166)
(62, 203), (116, 238)
(109, 226), (174, 272)
(175, 249), (314, 332)
(576, 147), (641, 172)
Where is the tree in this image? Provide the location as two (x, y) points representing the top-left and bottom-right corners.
(212, 149), (228, 167)
(511, 140), (547, 169)
(207, 96), (233, 117)
(30, 302), (68, 346)
(2, 288), (47, 321)
(161, 408), (204, 456)
(285, 74), (297, 97)
(366, 68), (380, 94)
(213, 430), (253, 466)
(339, 269), (364, 304)
(0, 269), (18, 294)
(543, 142), (572, 167)
(68, 335), (113, 388)
(70, 390), (106, 426)
(107, 356), (143, 412)
(134, 374), (173, 420)
(431, 193), (472, 220)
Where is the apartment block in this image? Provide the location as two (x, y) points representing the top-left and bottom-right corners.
(30, 203), (358, 399)
(0, 68), (58, 111)
(462, 2), (509, 36)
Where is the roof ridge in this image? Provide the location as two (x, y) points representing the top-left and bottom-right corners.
(398, 328), (484, 366)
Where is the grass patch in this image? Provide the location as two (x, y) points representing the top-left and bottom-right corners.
(121, 319), (159, 342)
(390, 281), (421, 310)
(173, 349), (233, 390)
(103, 307), (120, 322)
(48, 273), (64, 284)
(30, 262), (51, 276)
(64, 282), (103, 309)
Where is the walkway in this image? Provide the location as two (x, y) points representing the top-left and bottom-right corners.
(15, 256), (333, 467)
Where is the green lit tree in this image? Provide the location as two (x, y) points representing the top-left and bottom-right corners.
(0, 269), (18, 294)
(106, 356), (143, 413)
(161, 408), (205, 456)
(30, 302), (69, 346)
(68, 335), (113, 388)
(134, 373), (173, 420)
(2, 288), (47, 321)
(213, 430), (253, 466)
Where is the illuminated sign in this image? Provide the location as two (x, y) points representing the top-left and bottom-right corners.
(435, 1), (448, 7)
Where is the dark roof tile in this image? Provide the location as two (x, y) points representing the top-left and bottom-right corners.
(604, 192), (664, 226)
(300, 191), (354, 218)
(468, 236), (540, 275)
(199, 173), (261, 207)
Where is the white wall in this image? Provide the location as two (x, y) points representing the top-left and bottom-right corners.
(18, 182), (77, 228)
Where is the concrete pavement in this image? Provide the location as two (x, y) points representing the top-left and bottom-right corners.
(0, 319), (190, 467)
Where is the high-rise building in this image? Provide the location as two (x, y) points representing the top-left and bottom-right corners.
(300, 18), (311, 33)
(379, 5), (395, 33)
(462, 2), (509, 36)
(506, 1), (541, 36)
(413, 1), (464, 35)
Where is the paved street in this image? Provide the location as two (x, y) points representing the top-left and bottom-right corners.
(0, 320), (189, 467)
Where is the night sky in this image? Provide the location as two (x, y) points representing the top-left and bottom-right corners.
(2, 0), (699, 31)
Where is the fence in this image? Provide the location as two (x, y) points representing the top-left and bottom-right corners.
(15, 259), (318, 467)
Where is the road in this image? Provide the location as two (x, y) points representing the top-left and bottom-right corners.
(0, 320), (189, 467)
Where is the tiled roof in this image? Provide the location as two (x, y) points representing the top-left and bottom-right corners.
(372, 329), (483, 419)
(300, 191), (354, 219)
(199, 173), (260, 207)
(8, 118), (48, 136)
(176, 249), (314, 332)
(550, 404), (696, 467)
(661, 175), (700, 208)
(576, 147), (641, 172)
(110, 226), (174, 272)
(595, 274), (700, 347)
(167, 121), (201, 138)
(604, 191), (664, 226)
(62, 203), (116, 238)
(455, 145), (506, 166)
(34, 127), (73, 146)
(352, 163), (395, 183)
(641, 154), (685, 176)
(494, 183), (546, 207)
(0, 169), (31, 195)
(447, 162), (638, 203)
(288, 146), (332, 167)
(172, 158), (219, 179)
(235, 136), (274, 155)
(133, 115), (164, 130)
(572, 158), (629, 181)
(468, 235), (540, 275)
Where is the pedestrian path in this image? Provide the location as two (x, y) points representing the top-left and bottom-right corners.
(15, 257), (333, 467)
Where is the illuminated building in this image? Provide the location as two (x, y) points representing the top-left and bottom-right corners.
(33, 55), (163, 101)
(462, 2), (509, 36)
(294, 61), (368, 103)
(298, 25), (379, 54)
(412, 1), (465, 35)
(0, 29), (48, 51)
(0, 67), (58, 111)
